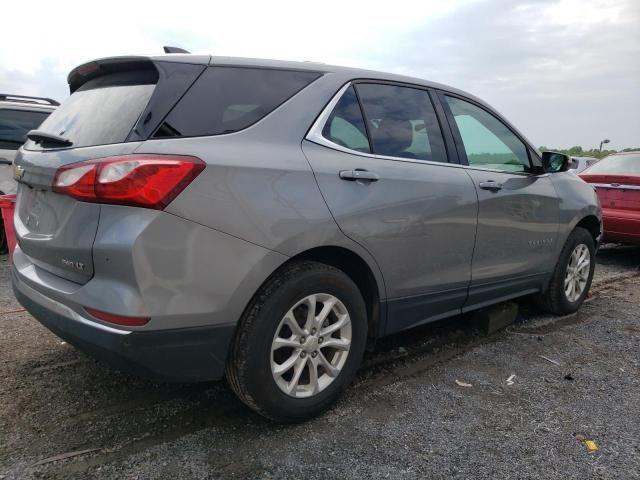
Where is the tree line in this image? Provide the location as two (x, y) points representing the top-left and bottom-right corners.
(539, 146), (640, 159)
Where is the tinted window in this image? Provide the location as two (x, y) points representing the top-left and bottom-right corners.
(355, 84), (446, 162)
(0, 109), (50, 150)
(445, 96), (530, 173)
(27, 70), (156, 150)
(322, 86), (370, 152)
(584, 154), (640, 174)
(155, 67), (321, 138)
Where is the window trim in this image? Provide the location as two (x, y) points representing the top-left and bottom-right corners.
(306, 81), (452, 165)
(437, 90), (541, 176)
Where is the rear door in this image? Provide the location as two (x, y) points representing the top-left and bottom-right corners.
(440, 93), (561, 308)
(14, 59), (204, 284)
(304, 82), (478, 334)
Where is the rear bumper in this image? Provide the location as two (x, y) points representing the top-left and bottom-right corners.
(13, 271), (236, 382)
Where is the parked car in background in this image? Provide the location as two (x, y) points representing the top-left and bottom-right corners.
(568, 156), (598, 174)
(580, 151), (640, 245)
(12, 54), (601, 422)
(0, 94), (58, 252)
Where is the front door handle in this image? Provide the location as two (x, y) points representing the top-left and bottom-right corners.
(479, 180), (503, 191)
(339, 169), (380, 182)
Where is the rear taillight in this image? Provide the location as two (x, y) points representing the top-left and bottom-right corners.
(53, 155), (205, 209)
(85, 307), (150, 327)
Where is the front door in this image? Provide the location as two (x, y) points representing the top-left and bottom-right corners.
(441, 94), (561, 309)
(303, 83), (478, 333)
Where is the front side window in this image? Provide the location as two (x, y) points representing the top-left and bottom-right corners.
(356, 83), (446, 162)
(445, 96), (530, 173)
(322, 86), (370, 153)
(0, 109), (50, 150)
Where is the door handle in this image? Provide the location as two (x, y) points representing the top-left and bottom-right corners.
(479, 180), (503, 191)
(339, 169), (380, 182)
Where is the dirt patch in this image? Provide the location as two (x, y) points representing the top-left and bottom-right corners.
(1, 249), (639, 479)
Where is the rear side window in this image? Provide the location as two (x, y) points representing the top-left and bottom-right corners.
(27, 70), (157, 150)
(355, 83), (447, 162)
(154, 67), (321, 138)
(0, 109), (50, 150)
(322, 86), (370, 153)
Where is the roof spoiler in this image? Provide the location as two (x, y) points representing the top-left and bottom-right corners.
(0, 93), (59, 106)
(67, 56), (156, 93)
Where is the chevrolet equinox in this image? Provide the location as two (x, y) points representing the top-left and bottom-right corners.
(12, 54), (601, 422)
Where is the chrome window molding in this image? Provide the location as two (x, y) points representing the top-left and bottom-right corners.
(306, 82), (458, 168)
(591, 183), (640, 191)
(305, 82), (539, 177)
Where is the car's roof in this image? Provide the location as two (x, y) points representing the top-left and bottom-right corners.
(71, 53), (488, 107)
(67, 53), (538, 152)
(147, 53), (480, 102)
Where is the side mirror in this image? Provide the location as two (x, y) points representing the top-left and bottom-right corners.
(0, 157), (13, 165)
(541, 151), (570, 173)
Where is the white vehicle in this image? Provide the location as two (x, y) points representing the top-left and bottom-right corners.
(568, 156), (598, 174)
(0, 94), (58, 252)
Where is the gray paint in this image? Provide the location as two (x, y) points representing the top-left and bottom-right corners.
(11, 55), (601, 382)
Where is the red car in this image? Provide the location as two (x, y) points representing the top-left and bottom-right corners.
(580, 151), (640, 245)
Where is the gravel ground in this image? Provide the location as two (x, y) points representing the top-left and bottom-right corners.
(0, 245), (639, 479)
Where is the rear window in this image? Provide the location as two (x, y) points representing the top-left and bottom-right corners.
(27, 69), (157, 149)
(153, 67), (321, 138)
(0, 109), (50, 150)
(584, 154), (640, 174)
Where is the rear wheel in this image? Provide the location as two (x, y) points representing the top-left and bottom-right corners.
(536, 227), (595, 315)
(226, 261), (367, 422)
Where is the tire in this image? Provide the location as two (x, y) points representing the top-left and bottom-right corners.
(226, 261), (367, 422)
(536, 227), (595, 315)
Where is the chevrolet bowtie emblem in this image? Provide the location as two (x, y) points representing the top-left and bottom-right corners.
(14, 164), (25, 180)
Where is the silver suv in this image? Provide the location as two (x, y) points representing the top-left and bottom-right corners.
(11, 54), (601, 422)
(0, 94), (57, 251)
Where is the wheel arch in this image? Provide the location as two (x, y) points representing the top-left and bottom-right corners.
(575, 214), (602, 245)
(285, 246), (385, 344)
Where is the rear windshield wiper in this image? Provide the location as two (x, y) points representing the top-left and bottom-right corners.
(26, 130), (73, 147)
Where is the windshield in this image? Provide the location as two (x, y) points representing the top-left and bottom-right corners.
(583, 153), (640, 175)
(0, 109), (50, 150)
(26, 69), (157, 150)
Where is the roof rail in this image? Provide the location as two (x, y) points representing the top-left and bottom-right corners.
(0, 93), (60, 106)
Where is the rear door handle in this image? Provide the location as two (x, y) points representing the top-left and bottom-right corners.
(479, 180), (503, 191)
(339, 169), (380, 182)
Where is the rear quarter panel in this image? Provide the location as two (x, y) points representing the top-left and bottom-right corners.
(134, 73), (388, 300)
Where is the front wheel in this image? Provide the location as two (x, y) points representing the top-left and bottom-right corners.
(226, 261), (367, 422)
(536, 227), (595, 315)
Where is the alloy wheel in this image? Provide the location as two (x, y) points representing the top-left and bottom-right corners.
(270, 293), (352, 398)
(564, 243), (591, 302)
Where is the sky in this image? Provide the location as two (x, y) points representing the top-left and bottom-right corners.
(1, 0), (638, 150)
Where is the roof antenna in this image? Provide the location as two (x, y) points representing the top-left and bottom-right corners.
(163, 46), (190, 54)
